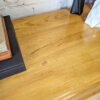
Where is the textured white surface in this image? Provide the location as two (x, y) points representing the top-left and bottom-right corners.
(0, 0), (93, 19)
(0, 0), (72, 19)
(85, 0), (100, 28)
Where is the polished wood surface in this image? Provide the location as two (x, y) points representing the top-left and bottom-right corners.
(0, 8), (100, 100)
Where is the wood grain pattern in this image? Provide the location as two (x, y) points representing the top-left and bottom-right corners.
(0, 7), (100, 100)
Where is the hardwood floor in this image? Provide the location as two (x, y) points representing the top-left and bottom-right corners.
(0, 8), (100, 100)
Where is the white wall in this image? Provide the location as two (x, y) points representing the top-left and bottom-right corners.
(0, 0), (74, 19)
(0, 0), (93, 19)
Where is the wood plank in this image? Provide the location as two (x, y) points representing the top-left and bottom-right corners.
(0, 8), (100, 100)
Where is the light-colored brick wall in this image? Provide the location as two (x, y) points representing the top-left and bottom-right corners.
(0, 0), (93, 19)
